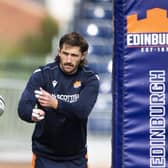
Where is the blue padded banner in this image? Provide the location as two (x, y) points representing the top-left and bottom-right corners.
(113, 0), (168, 167)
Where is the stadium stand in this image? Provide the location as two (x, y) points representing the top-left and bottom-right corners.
(73, 0), (112, 134)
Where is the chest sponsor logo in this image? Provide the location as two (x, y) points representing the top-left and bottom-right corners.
(55, 94), (79, 103)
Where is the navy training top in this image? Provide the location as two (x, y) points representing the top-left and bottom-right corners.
(18, 61), (99, 161)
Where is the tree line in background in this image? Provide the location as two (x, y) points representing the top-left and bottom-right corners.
(0, 15), (59, 79)
(22, 15), (59, 56)
(9, 15), (59, 57)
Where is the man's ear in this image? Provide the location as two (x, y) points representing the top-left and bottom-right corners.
(81, 51), (87, 60)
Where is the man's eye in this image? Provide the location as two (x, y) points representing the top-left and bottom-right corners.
(63, 52), (68, 55)
(71, 54), (78, 57)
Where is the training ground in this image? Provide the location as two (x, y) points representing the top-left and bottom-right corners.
(0, 135), (111, 168)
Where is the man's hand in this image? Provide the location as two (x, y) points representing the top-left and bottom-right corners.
(32, 108), (45, 122)
(34, 87), (58, 109)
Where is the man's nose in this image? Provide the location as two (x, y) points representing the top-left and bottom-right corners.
(67, 55), (72, 62)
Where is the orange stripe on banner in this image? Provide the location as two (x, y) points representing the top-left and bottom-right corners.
(31, 153), (36, 168)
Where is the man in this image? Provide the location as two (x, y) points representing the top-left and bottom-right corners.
(18, 32), (99, 168)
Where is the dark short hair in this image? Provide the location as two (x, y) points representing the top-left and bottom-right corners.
(55, 32), (89, 67)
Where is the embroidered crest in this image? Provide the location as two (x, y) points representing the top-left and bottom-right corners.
(73, 80), (81, 88)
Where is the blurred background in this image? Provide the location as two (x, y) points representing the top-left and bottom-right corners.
(0, 0), (112, 167)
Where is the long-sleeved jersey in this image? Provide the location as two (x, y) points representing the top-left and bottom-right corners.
(18, 61), (99, 161)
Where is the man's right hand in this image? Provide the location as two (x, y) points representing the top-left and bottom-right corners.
(34, 88), (58, 110)
(32, 108), (45, 122)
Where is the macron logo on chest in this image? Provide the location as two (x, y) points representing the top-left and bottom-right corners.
(52, 80), (58, 88)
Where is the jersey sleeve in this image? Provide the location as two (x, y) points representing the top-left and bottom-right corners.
(18, 69), (44, 122)
(57, 74), (100, 120)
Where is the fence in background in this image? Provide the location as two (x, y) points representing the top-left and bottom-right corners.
(0, 78), (33, 145)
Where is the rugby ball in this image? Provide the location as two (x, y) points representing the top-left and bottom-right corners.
(0, 96), (5, 116)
